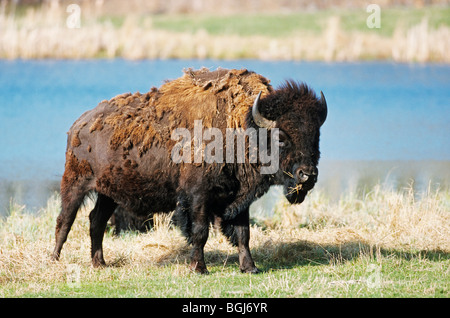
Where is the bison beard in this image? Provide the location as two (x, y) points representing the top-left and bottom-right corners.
(52, 68), (327, 274)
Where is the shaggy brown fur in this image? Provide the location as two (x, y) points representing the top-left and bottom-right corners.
(52, 68), (327, 274)
(61, 149), (93, 187)
(80, 68), (273, 158)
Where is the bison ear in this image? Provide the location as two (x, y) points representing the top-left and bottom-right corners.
(318, 91), (328, 126)
(252, 91), (276, 129)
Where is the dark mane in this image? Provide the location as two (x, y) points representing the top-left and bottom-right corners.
(251, 79), (319, 122)
(278, 80), (318, 102)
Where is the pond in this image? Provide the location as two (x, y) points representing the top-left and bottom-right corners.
(0, 59), (449, 212)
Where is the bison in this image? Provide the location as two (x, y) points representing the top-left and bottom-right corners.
(52, 68), (327, 274)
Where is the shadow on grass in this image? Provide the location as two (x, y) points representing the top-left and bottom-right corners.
(152, 238), (450, 273)
(254, 241), (449, 272)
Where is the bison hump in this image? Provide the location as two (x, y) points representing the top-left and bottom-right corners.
(79, 68), (273, 156)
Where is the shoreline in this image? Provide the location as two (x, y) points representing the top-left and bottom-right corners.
(2, 159), (448, 215)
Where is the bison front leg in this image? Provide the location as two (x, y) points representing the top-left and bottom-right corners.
(189, 202), (210, 274)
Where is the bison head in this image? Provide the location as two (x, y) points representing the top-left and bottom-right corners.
(251, 80), (327, 204)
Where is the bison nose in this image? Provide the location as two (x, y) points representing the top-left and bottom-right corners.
(296, 169), (309, 183)
(294, 166), (317, 183)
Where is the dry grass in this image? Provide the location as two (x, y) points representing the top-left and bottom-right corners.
(268, 184), (450, 252)
(0, 182), (448, 297)
(1, 3), (449, 62)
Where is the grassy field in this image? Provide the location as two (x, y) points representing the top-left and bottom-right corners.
(1, 4), (449, 61)
(0, 183), (448, 298)
(146, 7), (450, 37)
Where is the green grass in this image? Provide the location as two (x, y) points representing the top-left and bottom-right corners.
(91, 7), (450, 37)
(148, 8), (450, 37)
(5, 250), (449, 298)
(149, 13), (323, 37)
(1, 184), (449, 298)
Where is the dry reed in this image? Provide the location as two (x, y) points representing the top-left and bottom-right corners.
(268, 184), (450, 252)
(1, 3), (449, 62)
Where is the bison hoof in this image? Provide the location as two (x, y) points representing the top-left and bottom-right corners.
(91, 250), (107, 268)
(92, 261), (107, 268)
(241, 266), (260, 274)
(189, 262), (209, 275)
(191, 268), (209, 275)
(92, 257), (107, 268)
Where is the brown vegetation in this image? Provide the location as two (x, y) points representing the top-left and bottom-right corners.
(1, 1), (449, 62)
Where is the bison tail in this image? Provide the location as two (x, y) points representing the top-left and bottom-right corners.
(172, 192), (193, 244)
(219, 208), (251, 247)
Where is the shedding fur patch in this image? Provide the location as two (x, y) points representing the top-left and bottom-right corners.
(89, 114), (104, 133)
(87, 68), (273, 155)
(71, 122), (87, 148)
(62, 149), (93, 186)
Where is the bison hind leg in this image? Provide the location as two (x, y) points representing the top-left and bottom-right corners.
(220, 209), (259, 274)
(52, 184), (89, 261)
(89, 193), (117, 267)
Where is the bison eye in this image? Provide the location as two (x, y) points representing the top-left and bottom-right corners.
(277, 130), (290, 148)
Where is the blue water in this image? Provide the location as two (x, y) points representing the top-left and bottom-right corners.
(0, 59), (449, 210)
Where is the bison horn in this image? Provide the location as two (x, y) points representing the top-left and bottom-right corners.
(252, 91), (276, 129)
(319, 91), (328, 125)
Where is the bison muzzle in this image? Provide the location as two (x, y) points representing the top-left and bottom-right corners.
(52, 68), (327, 274)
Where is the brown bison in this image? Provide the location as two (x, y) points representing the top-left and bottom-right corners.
(52, 68), (327, 274)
